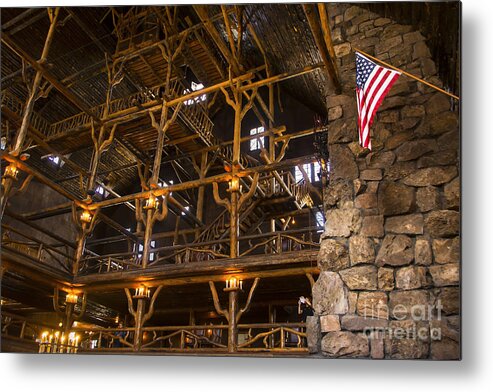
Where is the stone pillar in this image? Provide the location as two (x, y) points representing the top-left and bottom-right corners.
(313, 4), (460, 360)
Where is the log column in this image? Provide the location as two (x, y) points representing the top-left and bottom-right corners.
(1, 8), (59, 219)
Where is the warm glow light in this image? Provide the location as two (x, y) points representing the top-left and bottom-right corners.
(3, 163), (19, 180)
(229, 177), (240, 192)
(144, 194), (158, 210)
(80, 210), (92, 223)
(225, 276), (243, 290)
(66, 293), (78, 304)
(134, 284), (150, 298)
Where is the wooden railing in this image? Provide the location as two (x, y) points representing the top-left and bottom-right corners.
(79, 227), (321, 275)
(74, 322), (307, 353)
(1, 223), (73, 273)
(1, 90), (51, 135)
(47, 78), (214, 145)
(1, 312), (59, 345)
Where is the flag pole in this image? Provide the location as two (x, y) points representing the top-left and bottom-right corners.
(355, 48), (460, 101)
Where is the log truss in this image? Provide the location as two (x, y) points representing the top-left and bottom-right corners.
(0, 4), (336, 355)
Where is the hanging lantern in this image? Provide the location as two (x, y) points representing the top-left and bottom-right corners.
(144, 194), (159, 210)
(3, 163), (19, 180)
(80, 210), (92, 223)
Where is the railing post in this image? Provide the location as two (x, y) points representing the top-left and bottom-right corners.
(280, 327), (285, 349)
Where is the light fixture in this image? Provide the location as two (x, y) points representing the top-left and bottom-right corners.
(144, 194), (159, 210)
(225, 276), (243, 291)
(133, 284), (150, 299)
(79, 210), (92, 224)
(39, 330), (80, 353)
(3, 163), (19, 180)
(66, 293), (78, 304)
(228, 176), (240, 192)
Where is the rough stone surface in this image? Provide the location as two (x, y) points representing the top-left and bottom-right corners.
(348, 291), (358, 314)
(349, 236), (375, 265)
(378, 267), (395, 291)
(395, 266), (429, 289)
(444, 177), (460, 210)
(306, 316), (321, 354)
(340, 266), (378, 290)
(417, 150), (457, 168)
(318, 239), (350, 271)
(415, 238), (432, 265)
(360, 215), (385, 237)
(385, 214), (424, 235)
(430, 318), (460, 359)
(438, 287), (460, 315)
(377, 181), (415, 216)
(324, 208), (362, 237)
(366, 151), (396, 169)
(341, 315), (388, 331)
(357, 292), (389, 319)
(313, 272), (348, 315)
(325, 179), (353, 208)
(403, 166), (458, 187)
(425, 210), (460, 237)
(320, 315), (341, 332)
(387, 321), (430, 359)
(389, 290), (430, 319)
(384, 161), (416, 181)
(416, 186), (440, 212)
(432, 238), (460, 264)
(396, 140), (436, 162)
(355, 193), (378, 209)
(370, 337), (385, 359)
(376, 235), (414, 266)
(321, 331), (369, 358)
(329, 144), (359, 180)
(360, 169), (383, 181)
(429, 264), (460, 287)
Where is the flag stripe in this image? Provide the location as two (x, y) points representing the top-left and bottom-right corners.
(355, 52), (401, 149)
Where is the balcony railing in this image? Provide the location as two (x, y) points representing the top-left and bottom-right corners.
(79, 227), (321, 275)
(73, 322), (307, 353)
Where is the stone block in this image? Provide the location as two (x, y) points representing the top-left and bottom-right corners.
(360, 215), (384, 238)
(444, 177), (460, 210)
(389, 290), (430, 319)
(396, 140), (437, 162)
(403, 166), (457, 187)
(318, 239), (350, 271)
(312, 272), (348, 315)
(395, 266), (429, 289)
(320, 315), (341, 332)
(416, 186), (440, 212)
(376, 235), (414, 266)
(329, 144), (359, 180)
(432, 238), (460, 264)
(357, 291), (389, 319)
(429, 264), (460, 287)
(425, 210), (460, 237)
(306, 315), (321, 354)
(377, 181), (414, 216)
(349, 236), (375, 265)
(360, 169), (383, 181)
(438, 287), (460, 315)
(324, 207), (362, 237)
(378, 267), (395, 291)
(340, 265), (378, 290)
(415, 238), (432, 265)
(321, 331), (369, 358)
(366, 151), (396, 169)
(341, 315), (388, 331)
(385, 214), (424, 235)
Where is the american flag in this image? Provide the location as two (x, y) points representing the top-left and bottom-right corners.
(356, 52), (401, 149)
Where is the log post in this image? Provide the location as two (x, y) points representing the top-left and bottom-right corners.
(1, 8), (59, 219)
(125, 286), (162, 351)
(227, 288), (239, 352)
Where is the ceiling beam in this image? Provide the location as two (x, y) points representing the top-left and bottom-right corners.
(302, 4), (341, 94)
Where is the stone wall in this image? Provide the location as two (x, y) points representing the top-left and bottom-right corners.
(310, 4), (460, 359)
